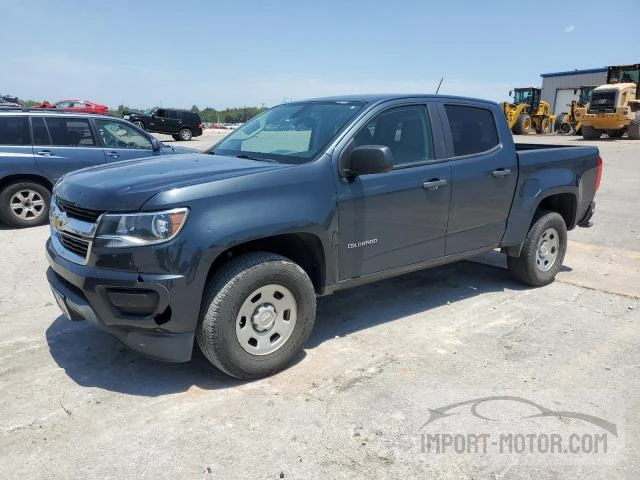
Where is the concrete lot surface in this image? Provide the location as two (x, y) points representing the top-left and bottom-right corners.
(1, 134), (639, 479)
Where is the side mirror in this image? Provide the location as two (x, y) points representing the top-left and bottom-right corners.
(573, 89), (578, 95)
(151, 137), (161, 151)
(340, 145), (394, 178)
(508, 90), (512, 97)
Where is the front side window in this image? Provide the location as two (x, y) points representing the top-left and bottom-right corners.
(95, 119), (152, 149)
(166, 110), (179, 120)
(55, 101), (72, 109)
(211, 101), (365, 164)
(154, 109), (166, 118)
(43, 117), (97, 147)
(444, 105), (499, 157)
(352, 106), (433, 166)
(0, 116), (30, 146)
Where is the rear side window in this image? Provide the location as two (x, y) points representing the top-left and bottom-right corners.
(31, 117), (51, 144)
(44, 117), (97, 147)
(166, 110), (179, 120)
(444, 105), (499, 157)
(0, 116), (30, 146)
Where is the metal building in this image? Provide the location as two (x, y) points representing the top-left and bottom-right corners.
(541, 67), (607, 115)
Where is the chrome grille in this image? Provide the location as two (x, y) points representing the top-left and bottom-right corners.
(57, 198), (104, 222)
(58, 231), (90, 258)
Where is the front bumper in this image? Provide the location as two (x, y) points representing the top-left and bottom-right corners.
(46, 239), (196, 362)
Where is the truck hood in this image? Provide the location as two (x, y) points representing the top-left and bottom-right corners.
(55, 153), (289, 212)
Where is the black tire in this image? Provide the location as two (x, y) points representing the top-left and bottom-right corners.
(538, 116), (551, 134)
(178, 128), (192, 141)
(171, 134), (180, 141)
(582, 125), (602, 140)
(628, 112), (640, 140)
(197, 252), (316, 379)
(133, 121), (145, 130)
(515, 114), (532, 135)
(0, 181), (51, 228)
(554, 114), (572, 134)
(606, 129), (625, 138)
(507, 210), (567, 287)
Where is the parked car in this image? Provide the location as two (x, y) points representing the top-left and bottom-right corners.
(34, 100), (110, 114)
(122, 107), (203, 141)
(0, 95), (24, 107)
(46, 94), (601, 379)
(0, 111), (195, 227)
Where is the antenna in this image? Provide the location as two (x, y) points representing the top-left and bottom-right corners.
(435, 77), (444, 94)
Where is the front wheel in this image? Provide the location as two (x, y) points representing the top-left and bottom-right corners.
(507, 210), (567, 286)
(133, 121), (145, 130)
(0, 182), (51, 228)
(582, 125), (602, 140)
(171, 134), (180, 141)
(606, 129), (625, 138)
(197, 252), (316, 379)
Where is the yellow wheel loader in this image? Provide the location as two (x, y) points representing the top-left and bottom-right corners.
(554, 85), (596, 135)
(502, 88), (556, 135)
(580, 64), (640, 140)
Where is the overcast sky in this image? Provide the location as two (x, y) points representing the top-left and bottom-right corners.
(2, 0), (638, 109)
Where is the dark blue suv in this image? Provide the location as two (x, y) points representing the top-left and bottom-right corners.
(0, 111), (195, 227)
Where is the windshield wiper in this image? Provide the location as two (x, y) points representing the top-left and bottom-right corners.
(234, 154), (278, 163)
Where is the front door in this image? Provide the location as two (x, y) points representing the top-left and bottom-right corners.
(336, 105), (452, 280)
(32, 116), (106, 182)
(94, 118), (157, 162)
(442, 104), (518, 254)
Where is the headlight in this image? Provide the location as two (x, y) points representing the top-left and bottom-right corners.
(95, 208), (189, 247)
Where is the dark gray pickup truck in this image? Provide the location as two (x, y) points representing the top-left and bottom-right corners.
(46, 94), (601, 379)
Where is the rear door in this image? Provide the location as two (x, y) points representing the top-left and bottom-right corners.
(441, 103), (518, 254)
(0, 115), (35, 176)
(94, 118), (158, 161)
(164, 110), (181, 134)
(336, 102), (452, 279)
(32, 116), (106, 182)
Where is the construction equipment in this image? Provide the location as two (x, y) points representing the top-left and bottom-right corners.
(580, 64), (640, 140)
(502, 88), (556, 135)
(554, 85), (596, 135)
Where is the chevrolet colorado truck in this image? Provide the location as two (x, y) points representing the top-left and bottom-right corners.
(46, 94), (602, 379)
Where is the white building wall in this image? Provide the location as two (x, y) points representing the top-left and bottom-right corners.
(541, 71), (608, 111)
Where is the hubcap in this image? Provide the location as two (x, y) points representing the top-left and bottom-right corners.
(236, 284), (297, 355)
(10, 189), (45, 220)
(181, 130), (190, 140)
(536, 227), (560, 272)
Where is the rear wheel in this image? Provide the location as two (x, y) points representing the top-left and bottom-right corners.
(197, 252), (316, 379)
(628, 112), (640, 140)
(0, 182), (51, 228)
(582, 125), (602, 140)
(178, 128), (192, 141)
(515, 114), (532, 135)
(606, 129), (625, 138)
(507, 210), (567, 287)
(554, 114), (573, 134)
(538, 117), (551, 134)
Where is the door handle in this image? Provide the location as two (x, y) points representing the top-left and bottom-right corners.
(36, 150), (53, 156)
(422, 178), (448, 190)
(492, 168), (512, 177)
(106, 151), (120, 159)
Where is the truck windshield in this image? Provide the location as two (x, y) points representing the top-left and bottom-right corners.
(513, 89), (532, 105)
(210, 101), (365, 164)
(607, 65), (640, 85)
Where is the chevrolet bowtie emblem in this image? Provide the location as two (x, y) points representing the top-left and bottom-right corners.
(51, 209), (68, 230)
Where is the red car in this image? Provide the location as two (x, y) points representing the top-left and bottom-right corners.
(34, 100), (109, 114)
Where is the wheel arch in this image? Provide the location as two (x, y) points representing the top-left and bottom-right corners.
(0, 174), (53, 192)
(205, 232), (327, 294)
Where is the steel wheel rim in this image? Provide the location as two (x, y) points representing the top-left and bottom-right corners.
(134, 121), (144, 129)
(536, 227), (560, 272)
(180, 130), (190, 140)
(236, 284), (297, 355)
(10, 189), (45, 220)
(523, 118), (531, 130)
